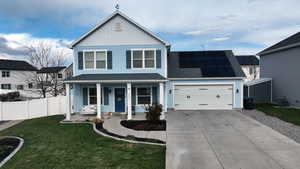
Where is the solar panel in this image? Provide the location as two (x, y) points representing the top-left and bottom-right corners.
(179, 51), (235, 77)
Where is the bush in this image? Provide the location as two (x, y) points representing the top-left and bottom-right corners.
(145, 104), (163, 122)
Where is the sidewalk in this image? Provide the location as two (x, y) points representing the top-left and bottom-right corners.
(0, 120), (23, 131)
(103, 114), (166, 142)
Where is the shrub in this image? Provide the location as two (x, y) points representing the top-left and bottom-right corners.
(145, 104), (162, 122)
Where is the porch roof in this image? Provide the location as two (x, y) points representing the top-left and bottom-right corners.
(64, 73), (167, 83)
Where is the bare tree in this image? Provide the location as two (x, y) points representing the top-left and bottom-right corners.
(25, 41), (67, 98)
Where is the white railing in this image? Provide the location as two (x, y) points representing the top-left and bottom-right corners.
(0, 96), (68, 121)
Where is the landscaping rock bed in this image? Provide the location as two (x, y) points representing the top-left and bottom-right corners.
(0, 137), (20, 162)
(120, 120), (166, 131)
(241, 110), (300, 144)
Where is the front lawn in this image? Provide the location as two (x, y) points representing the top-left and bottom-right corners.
(256, 103), (300, 126)
(0, 115), (165, 169)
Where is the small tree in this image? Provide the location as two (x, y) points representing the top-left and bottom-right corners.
(145, 104), (163, 123)
(26, 41), (67, 98)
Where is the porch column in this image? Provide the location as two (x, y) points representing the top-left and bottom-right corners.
(96, 83), (101, 119)
(127, 83), (132, 120)
(159, 82), (165, 119)
(65, 83), (71, 120)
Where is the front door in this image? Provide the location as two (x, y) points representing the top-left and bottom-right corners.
(115, 88), (125, 112)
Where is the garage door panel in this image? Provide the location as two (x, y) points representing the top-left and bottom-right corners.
(174, 85), (233, 110)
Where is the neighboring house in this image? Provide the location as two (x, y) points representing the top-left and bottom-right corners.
(64, 10), (245, 120)
(38, 66), (67, 81)
(0, 59), (37, 90)
(65, 64), (73, 79)
(258, 31), (300, 107)
(236, 55), (260, 81)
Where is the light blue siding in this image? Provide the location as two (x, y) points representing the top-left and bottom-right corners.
(73, 44), (167, 77)
(166, 79), (244, 109)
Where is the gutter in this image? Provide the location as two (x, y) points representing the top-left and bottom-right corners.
(64, 79), (168, 84)
(258, 42), (300, 56)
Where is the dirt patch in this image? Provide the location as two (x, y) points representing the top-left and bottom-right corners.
(0, 137), (20, 162)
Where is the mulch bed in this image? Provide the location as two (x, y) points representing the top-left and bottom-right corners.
(120, 120), (166, 131)
(95, 122), (165, 144)
(0, 137), (20, 162)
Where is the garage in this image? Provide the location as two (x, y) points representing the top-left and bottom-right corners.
(174, 84), (233, 110)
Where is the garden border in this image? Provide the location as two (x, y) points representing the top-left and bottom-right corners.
(60, 121), (165, 146)
(0, 136), (24, 168)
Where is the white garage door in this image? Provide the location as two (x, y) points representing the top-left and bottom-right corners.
(174, 85), (233, 110)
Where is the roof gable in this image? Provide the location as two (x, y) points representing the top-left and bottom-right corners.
(71, 11), (170, 48)
(258, 32), (300, 55)
(0, 59), (37, 71)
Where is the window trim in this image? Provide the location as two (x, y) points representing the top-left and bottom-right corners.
(136, 86), (152, 106)
(83, 50), (108, 70)
(87, 87), (107, 105)
(1, 84), (11, 89)
(87, 87), (97, 105)
(131, 49), (156, 69)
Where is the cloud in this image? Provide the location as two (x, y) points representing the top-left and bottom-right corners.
(0, 33), (72, 63)
(0, 0), (299, 55)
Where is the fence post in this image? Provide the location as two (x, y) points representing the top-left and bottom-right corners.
(27, 100), (30, 119)
(46, 97), (49, 116)
(0, 102), (2, 121)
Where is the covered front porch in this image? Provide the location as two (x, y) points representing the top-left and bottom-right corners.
(64, 74), (167, 121)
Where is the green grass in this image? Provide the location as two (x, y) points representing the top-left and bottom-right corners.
(0, 115), (165, 169)
(256, 103), (300, 126)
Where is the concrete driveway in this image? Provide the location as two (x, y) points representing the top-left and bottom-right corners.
(166, 110), (300, 169)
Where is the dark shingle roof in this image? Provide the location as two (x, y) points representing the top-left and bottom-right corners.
(0, 59), (37, 71)
(236, 55), (259, 65)
(38, 66), (66, 73)
(168, 50), (245, 78)
(65, 73), (166, 82)
(259, 32), (300, 55)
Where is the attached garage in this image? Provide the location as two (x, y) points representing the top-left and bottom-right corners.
(174, 84), (233, 110)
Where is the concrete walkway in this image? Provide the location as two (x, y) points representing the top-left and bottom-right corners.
(166, 110), (300, 169)
(103, 114), (166, 142)
(0, 120), (23, 131)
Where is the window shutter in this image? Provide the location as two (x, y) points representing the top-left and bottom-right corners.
(83, 88), (88, 105)
(132, 87), (136, 105)
(107, 51), (112, 69)
(104, 87), (109, 105)
(152, 87), (158, 105)
(126, 50), (131, 69)
(78, 51), (83, 70)
(156, 50), (161, 68)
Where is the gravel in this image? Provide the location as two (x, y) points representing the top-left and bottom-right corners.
(241, 109), (300, 144)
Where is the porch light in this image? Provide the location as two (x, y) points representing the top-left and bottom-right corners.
(236, 89), (239, 93)
(169, 89), (172, 94)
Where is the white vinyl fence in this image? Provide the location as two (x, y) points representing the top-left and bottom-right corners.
(0, 96), (68, 121)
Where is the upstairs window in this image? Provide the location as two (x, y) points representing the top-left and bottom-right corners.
(58, 73), (63, 78)
(2, 71), (10, 78)
(84, 51), (107, 70)
(132, 49), (156, 69)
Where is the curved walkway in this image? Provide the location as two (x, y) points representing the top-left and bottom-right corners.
(0, 136), (24, 168)
(103, 115), (166, 142)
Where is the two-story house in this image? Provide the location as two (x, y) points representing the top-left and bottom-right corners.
(64, 11), (245, 120)
(0, 59), (37, 90)
(236, 55), (260, 81)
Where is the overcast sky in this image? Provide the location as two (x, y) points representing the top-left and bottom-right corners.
(0, 0), (299, 62)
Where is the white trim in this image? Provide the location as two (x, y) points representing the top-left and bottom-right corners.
(172, 82), (235, 110)
(131, 48), (156, 69)
(87, 87), (97, 105)
(83, 50), (108, 70)
(70, 11), (170, 48)
(127, 83), (132, 120)
(168, 77), (244, 80)
(64, 79), (168, 83)
(240, 81), (244, 109)
(96, 83), (101, 119)
(136, 86), (152, 106)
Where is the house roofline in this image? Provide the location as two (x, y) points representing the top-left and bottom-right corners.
(168, 77), (245, 80)
(64, 79), (168, 84)
(69, 11), (170, 48)
(258, 42), (300, 56)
